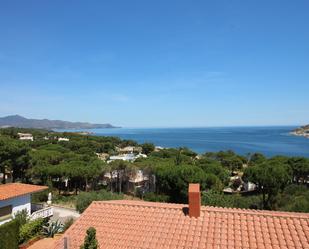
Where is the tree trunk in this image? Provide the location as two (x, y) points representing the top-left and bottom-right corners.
(1, 167), (6, 184)
(119, 175), (122, 194)
(262, 191), (266, 209)
(110, 171), (113, 192)
(85, 178), (88, 192)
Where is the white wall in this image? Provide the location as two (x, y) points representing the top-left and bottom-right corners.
(0, 194), (31, 225)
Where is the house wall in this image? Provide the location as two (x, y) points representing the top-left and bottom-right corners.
(0, 194), (31, 225)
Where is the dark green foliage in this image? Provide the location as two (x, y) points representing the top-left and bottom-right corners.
(204, 150), (246, 170)
(143, 192), (170, 202)
(141, 143), (155, 155)
(154, 164), (222, 203)
(243, 158), (291, 209)
(196, 158), (230, 184)
(0, 219), (20, 249)
(248, 153), (266, 165)
(63, 218), (74, 232)
(287, 157), (309, 184)
(13, 209), (29, 226)
(277, 185), (309, 213)
(76, 190), (123, 213)
(19, 218), (44, 244)
(202, 190), (262, 209)
(0, 136), (30, 183)
(31, 189), (49, 202)
(80, 227), (98, 249)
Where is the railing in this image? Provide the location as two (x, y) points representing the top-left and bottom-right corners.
(30, 206), (53, 220)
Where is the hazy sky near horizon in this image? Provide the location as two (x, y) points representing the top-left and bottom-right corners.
(0, 1), (308, 127)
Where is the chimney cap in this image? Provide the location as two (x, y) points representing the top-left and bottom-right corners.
(189, 183), (200, 193)
(188, 183), (201, 218)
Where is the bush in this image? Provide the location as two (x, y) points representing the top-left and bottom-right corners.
(32, 189), (49, 203)
(43, 220), (64, 238)
(14, 209), (29, 226)
(0, 219), (20, 249)
(76, 190), (123, 213)
(63, 217), (74, 232)
(80, 227), (98, 249)
(143, 192), (170, 202)
(277, 184), (309, 212)
(202, 190), (262, 209)
(19, 218), (45, 244)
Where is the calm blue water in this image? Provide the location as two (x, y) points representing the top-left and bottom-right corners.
(59, 127), (309, 157)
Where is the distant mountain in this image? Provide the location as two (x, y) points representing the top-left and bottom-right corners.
(0, 115), (119, 129)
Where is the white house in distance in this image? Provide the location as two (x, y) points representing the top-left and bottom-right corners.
(17, 133), (34, 141)
(0, 183), (52, 225)
(58, 137), (70, 142)
(116, 146), (143, 154)
(107, 153), (147, 163)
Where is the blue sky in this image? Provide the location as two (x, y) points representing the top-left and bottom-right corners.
(0, 0), (308, 127)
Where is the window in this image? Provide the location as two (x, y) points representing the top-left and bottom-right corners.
(0, 205), (12, 221)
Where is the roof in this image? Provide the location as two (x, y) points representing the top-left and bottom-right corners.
(54, 200), (309, 249)
(0, 183), (48, 201)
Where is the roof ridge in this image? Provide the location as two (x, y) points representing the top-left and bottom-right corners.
(202, 205), (309, 219)
(92, 200), (309, 219)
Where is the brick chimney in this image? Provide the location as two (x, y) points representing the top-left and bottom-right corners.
(188, 183), (201, 218)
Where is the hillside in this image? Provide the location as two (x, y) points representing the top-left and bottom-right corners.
(0, 115), (118, 129)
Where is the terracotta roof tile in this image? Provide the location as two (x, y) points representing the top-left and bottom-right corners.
(53, 200), (309, 249)
(0, 183), (48, 201)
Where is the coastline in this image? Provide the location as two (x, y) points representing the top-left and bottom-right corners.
(290, 132), (309, 139)
(290, 125), (309, 139)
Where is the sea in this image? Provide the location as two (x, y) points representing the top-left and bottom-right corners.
(58, 126), (309, 158)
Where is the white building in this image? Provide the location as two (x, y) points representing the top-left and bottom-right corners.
(0, 183), (52, 225)
(154, 146), (164, 152)
(108, 154), (136, 162)
(243, 181), (257, 192)
(116, 146), (143, 154)
(58, 137), (70, 142)
(107, 153), (147, 163)
(17, 133), (33, 141)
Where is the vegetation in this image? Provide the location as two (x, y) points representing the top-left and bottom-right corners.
(43, 220), (64, 237)
(63, 217), (74, 232)
(141, 143), (155, 155)
(0, 127), (308, 215)
(80, 227), (98, 249)
(76, 190), (123, 213)
(18, 218), (45, 244)
(0, 219), (20, 249)
(143, 192), (170, 202)
(202, 190), (262, 209)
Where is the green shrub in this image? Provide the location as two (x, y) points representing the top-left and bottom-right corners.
(14, 209), (29, 226)
(0, 219), (20, 249)
(19, 218), (44, 244)
(80, 227), (98, 249)
(143, 192), (170, 202)
(32, 189), (49, 203)
(202, 190), (262, 209)
(63, 217), (74, 232)
(43, 220), (64, 238)
(277, 184), (309, 212)
(76, 190), (123, 213)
